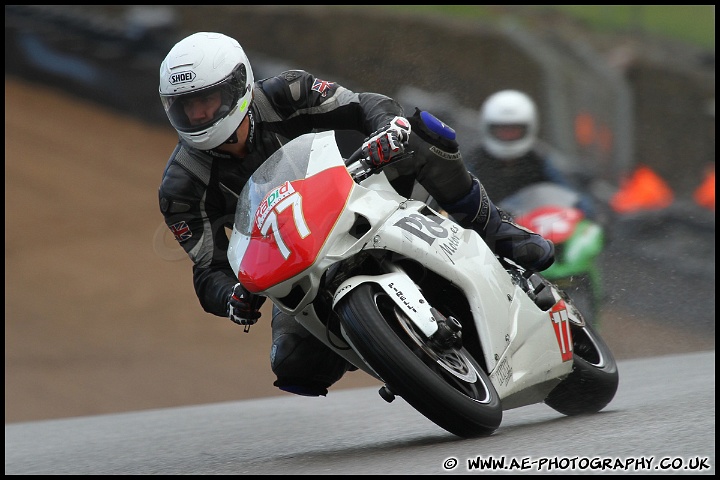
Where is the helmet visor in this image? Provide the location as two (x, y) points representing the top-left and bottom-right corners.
(489, 124), (528, 142)
(160, 65), (249, 134)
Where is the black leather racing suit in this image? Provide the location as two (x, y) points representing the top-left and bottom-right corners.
(159, 70), (409, 316)
(465, 145), (596, 219)
(158, 70), (474, 396)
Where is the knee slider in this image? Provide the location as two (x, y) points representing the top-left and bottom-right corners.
(409, 107), (459, 154)
(273, 379), (329, 397)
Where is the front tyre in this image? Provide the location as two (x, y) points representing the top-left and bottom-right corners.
(336, 283), (502, 438)
(544, 316), (619, 415)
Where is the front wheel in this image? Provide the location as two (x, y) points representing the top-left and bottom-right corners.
(336, 283), (502, 438)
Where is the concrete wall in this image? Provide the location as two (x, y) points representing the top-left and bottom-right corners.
(6, 5), (714, 198)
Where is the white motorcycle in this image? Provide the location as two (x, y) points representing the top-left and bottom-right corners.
(227, 130), (619, 438)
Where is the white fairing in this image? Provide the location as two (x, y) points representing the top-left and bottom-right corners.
(227, 131), (573, 409)
(330, 198), (572, 402)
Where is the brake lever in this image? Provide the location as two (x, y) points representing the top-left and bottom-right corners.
(347, 150), (414, 183)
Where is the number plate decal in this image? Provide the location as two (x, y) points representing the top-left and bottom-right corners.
(550, 300), (574, 362)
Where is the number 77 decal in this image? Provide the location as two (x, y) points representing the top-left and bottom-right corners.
(550, 300), (574, 362)
(259, 192), (310, 259)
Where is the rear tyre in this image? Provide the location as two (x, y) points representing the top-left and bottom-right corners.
(336, 283), (502, 438)
(544, 313), (619, 415)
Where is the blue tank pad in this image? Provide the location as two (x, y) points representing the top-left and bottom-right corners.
(420, 110), (456, 140)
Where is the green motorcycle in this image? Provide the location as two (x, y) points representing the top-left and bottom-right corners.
(499, 182), (605, 328)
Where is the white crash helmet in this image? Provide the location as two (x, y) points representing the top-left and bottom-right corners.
(479, 89), (538, 160)
(159, 32), (254, 150)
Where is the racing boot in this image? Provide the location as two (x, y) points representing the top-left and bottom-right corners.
(441, 175), (555, 272)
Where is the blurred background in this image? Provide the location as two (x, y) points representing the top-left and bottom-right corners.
(5, 5), (715, 424)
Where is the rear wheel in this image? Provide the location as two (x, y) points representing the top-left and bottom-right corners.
(336, 283), (502, 438)
(544, 304), (619, 415)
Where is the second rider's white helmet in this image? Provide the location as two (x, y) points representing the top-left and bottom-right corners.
(159, 32), (254, 150)
(479, 89), (538, 160)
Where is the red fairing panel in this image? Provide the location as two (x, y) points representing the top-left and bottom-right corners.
(516, 206), (584, 244)
(549, 299), (574, 362)
(237, 166), (353, 292)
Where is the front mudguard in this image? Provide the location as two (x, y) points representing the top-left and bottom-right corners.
(332, 271), (439, 338)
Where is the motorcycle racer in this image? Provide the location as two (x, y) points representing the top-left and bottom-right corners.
(466, 89), (596, 218)
(157, 32), (554, 397)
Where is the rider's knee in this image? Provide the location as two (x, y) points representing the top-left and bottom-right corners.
(270, 310), (352, 397)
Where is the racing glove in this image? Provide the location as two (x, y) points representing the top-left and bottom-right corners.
(227, 283), (265, 329)
(361, 116), (412, 166)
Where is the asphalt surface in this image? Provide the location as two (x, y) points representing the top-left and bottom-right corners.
(5, 350), (715, 475)
(597, 204), (715, 332)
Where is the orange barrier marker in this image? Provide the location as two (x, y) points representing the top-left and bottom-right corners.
(610, 165), (674, 214)
(693, 168), (715, 212)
